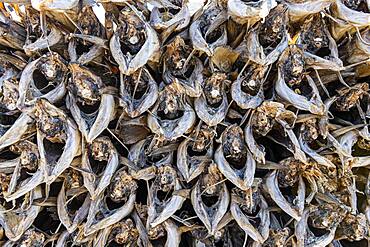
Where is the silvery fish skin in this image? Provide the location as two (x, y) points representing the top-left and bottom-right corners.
(297, 14), (343, 71)
(231, 63), (265, 110)
(150, 0), (191, 41)
(177, 124), (214, 183)
(162, 36), (203, 97)
(238, 4), (288, 66)
(285, 0), (334, 23)
(215, 125), (255, 190)
(275, 46), (326, 115)
(0, 10), (26, 50)
(195, 73), (228, 126)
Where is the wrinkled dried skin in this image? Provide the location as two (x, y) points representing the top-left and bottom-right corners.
(336, 213), (369, 241)
(0, 186), (42, 241)
(150, 0), (190, 40)
(344, 29), (370, 64)
(34, 101), (67, 143)
(285, 0), (333, 22)
(17, 229), (45, 247)
(148, 165), (185, 228)
(68, 64), (115, 142)
(231, 63), (266, 109)
(262, 228), (290, 247)
(0, 113), (34, 151)
(109, 219), (139, 246)
(238, 4), (287, 66)
(275, 46), (325, 115)
(191, 164), (230, 235)
(0, 10), (26, 50)
(334, 83), (369, 111)
(162, 36), (203, 97)
(129, 136), (174, 169)
(109, 170), (138, 203)
(330, 0), (370, 40)
(82, 136), (119, 200)
(10, 140), (39, 172)
(77, 6), (105, 37)
(22, 7), (64, 55)
(231, 187), (261, 215)
(85, 188), (136, 235)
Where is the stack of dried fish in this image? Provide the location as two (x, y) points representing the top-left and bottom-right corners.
(0, 0), (369, 246)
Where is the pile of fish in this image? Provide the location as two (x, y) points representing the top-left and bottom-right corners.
(0, 0), (369, 246)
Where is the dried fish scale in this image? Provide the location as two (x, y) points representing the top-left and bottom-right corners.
(0, 1), (368, 245)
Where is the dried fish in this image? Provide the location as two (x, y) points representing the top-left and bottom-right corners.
(231, 62), (266, 110)
(17, 52), (68, 108)
(275, 46), (326, 115)
(148, 165), (186, 227)
(228, 0), (277, 25)
(120, 68), (158, 118)
(84, 167), (136, 235)
(195, 72), (229, 126)
(330, 0), (370, 40)
(81, 137), (119, 200)
(191, 164), (229, 235)
(163, 36), (203, 97)
(148, 82), (195, 140)
(190, 0), (227, 56)
(67, 63), (116, 142)
(215, 125), (256, 189)
(177, 124), (214, 182)
(110, 4), (160, 75)
(0, 0), (367, 244)
(239, 4), (288, 65)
